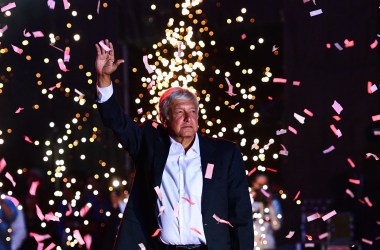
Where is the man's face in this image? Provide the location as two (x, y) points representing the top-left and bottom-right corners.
(165, 99), (198, 142)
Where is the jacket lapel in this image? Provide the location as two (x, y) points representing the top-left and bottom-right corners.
(153, 125), (171, 187)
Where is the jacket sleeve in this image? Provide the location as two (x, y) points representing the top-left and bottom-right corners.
(228, 144), (254, 250)
(97, 94), (143, 158)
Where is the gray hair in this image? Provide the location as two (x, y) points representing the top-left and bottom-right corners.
(159, 87), (199, 122)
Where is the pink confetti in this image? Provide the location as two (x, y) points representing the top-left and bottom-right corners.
(293, 81), (301, 86)
(247, 167), (257, 176)
(213, 214), (233, 227)
(98, 40), (111, 52)
(345, 189), (354, 198)
(276, 129), (287, 135)
(137, 108), (143, 114)
(143, 55), (154, 74)
(1, 2), (16, 12)
(273, 78), (287, 84)
(63, 0), (70, 10)
(12, 44), (23, 54)
(303, 109), (314, 117)
(241, 34), (247, 40)
(372, 114), (380, 122)
(272, 45), (279, 52)
(147, 80), (155, 90)
(367, 81), (378, 94)
(266, 167), (278, 173)
(84, 234), (92, 250)
(29, 181), (40, 195)
(45, 242), (56, 250)
(364, 197), (373, 207)
(173, 202), (179, 217)
(80, 203), (91, 217)
(332, 115), (341, 121)
(326, 43), (331, 49)
(268, 96), (273, 100)
(151, 228), (161, 237)
(15, 107), (24, 113)
(36, 204), (45, 221)
(24, 135), (33, 144)
(64, 47), (70, 62)
(370, 39), (378, 49)
(322, 145), (335, 154)
(279, 144), (289, 156)
(154, 186), (163, 201)
(29, 232), (51, 243)
(346, 158), (355, 168)
(190, 227), (202, 235)
(366, 153), (379, 160)
(322, 210), (337, 221)
(344, 39), (354, 48)
(182, 196), (195, 205)
(228, 102), (240, 108)
(97, 0), (101, 14)
(23, 29), (31, 37)
(0, 158), (6, 173)
(362, 238), (373, 245)
(205, 163), (214, 179)
(330, 124), (342, 138)
(332, 100), (343, 114)
(318, 232), (329, 240)
(288, 125), (298, 135)
(37, 243), (44, 250)
(260, 188), (271, 198)
(58, 58), (69, 72)
(73, 230), (85, 245)
(285, 231), (295, 238)
(225, 77), (237, 96)
(177, 41), (183, 57)
(44, 212), (59, 221)
(0, 25), (8, 34)
(47, 0), (55, 10)
(152, 122), (158, 128)
(294, 113), (305, 124)
(32, 31), (44, 38)
(49, 43), (64, 52)
(66, 204), (73, 216)
(75, 89), (84, 96)
(293, 191), (301, 201)
(348, 178), (360, 185)
(307, 213), (320, 222)
(5, 172), (16, 187)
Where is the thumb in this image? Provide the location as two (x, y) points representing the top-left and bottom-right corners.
(113, 59), (125, 70)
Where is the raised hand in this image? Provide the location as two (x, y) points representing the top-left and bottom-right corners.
(95, 39), (124, 87)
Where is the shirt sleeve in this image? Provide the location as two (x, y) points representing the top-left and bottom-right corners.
(97, 84), (114, 103)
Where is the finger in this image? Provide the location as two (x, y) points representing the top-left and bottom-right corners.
(95, 44), (101, 55)
(112, 59), (125, 70)
(109, 42), (114, 57)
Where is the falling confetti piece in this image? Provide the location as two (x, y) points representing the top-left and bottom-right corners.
(366, 153), (379, 160)
(260, 188), (271, 198)
(266, 167), (278, 173)
(58, 58), (69, 72)
(24, 135), (34, 144)
(0, 25), (8, 35)
(73, 230), (85, 245)
(361, 238), (373, 245)
(303, 109), (313, 117)
(37, 243), (44, 250)
(98, 40), (111, 52)
(29, 181), (40, 195)
(12, 44), (23, 54)
(345, 189), (354, 198)
(322, 145), (335, 154)
(292, 81), (301, 86)
(326, 43), (331, 48)
(310, 9), (323, 17)
(5, 172), (16, 186)
(0, 158), (6, 173)
(348, 179), (360, 185)
(247, 167), (257, 176)
(346, 158), (355, 168)
(272, 45), (279, 52)
(372, 114), (380, 122)
(23, 29), (31, 37)
(84, 235), (92, 250)
(151, 228), (161, 237)
(228, 102), (239, 109)
(273, 78), (287, 83)
(154, 186), (163, 201)
(344, 39), (354, 48)
(47, 0), (55, 9)
(177, 41), (183, 57)
(334, 42), (343, 51)
(137, 108), (143, 114)
(225, 77), (237, 96)
(288, 126), (298, 135)
(307, 212), (320, 222)
(276, 129), (287, 135)
(44, 212), (59, 221)
(32, 31), (44, 38)
(36, 204), (45, 221)
(332, 100), (343, 114)
(1, 2), (16, 12)
(182, 196), (195, 205)
(205, 163), (214, 179)
(66, 204), (73, 216)
(64, 47), (70, 62)
(364, 197), (373, 207)
(75, 89), (84, 96)
(285, 231), (295, 238)
(293, 191), (301, 200)
(322, 210), (337, 221)
(15, 107), (24, 113)
(370, 39), (378, 49)
(213, 214), (233, 227)
(97, 0), (101, 14)
(190, 227), (202, 235)
(279, 144), (289, 156)
(241, 34), (247, 40)
(29, 232), (51, 243)
(152, 122), (159, 128)
(330, 124), (342, 138)
(45, 242), (56, 250)
(63, 0), (70, 10)
(143, 55), (154, 74)
(318, 232), (329, 240)
(79, 203), (91, 217)
(294, 113), (305, 124)
(332, 115), (341, 121)
(49, 43), (64, 52)
(147, 80), (155, 90)
(368, 81), (378, 94)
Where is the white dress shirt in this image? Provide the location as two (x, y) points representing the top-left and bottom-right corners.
(97, 85), (206, 244)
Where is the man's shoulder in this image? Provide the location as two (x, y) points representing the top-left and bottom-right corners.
(199, 134), (237, 148)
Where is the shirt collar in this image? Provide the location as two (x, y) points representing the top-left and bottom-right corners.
(169, 133), (200, 155)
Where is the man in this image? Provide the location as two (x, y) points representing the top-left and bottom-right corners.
(95, 39), (253, 250)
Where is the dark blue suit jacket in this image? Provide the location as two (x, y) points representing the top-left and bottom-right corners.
(98, 94), (253, 250)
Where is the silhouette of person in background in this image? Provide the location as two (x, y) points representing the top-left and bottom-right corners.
(0, 195), (18, 250)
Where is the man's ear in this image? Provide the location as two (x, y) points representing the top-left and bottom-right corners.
(159, 113), (166, 127)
